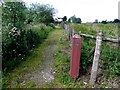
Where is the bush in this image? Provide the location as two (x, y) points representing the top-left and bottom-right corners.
(48, 23), (55, 29)
(2, 2), (55, 72)
(80, 37), (95, 74)
(2, 25), (53, 72)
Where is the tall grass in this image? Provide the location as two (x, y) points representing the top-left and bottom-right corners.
(73, 23), (120, 76)
(53, 23), (119, 88)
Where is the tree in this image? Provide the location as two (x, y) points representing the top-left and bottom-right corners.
(2, 2), (28, 71)
(113, 19), (120, 23)
(2, 2), (56, 71)
(68, 15), (82, 23)
(101, 20), (107, 24)
(2, 2), (27, 29)
(76, 18), (82, 23)
(71, 15), (77, 23)
(94, 19), (98, 23)
(29, 3), (55, 25)
(62, 16), (67, 21)
(68, 18), (71, 23)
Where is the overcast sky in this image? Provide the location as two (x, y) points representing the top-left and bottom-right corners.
(23, 0), (120, 23)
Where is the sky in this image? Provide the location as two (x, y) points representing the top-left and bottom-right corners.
(23, 0), (120, 23)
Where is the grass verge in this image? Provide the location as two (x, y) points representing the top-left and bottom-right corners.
(52, 23), (119, 88)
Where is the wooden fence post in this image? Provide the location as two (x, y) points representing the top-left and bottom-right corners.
(68, 25), (71, 41)
(89, 32), (102, 85)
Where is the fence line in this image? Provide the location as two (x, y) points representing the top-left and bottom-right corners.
(79, 33), (119, 43)
(63, 23), (119, 43)
(62, 23), (119, 85)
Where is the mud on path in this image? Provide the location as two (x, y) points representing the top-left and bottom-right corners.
(5, 28), (63, 88)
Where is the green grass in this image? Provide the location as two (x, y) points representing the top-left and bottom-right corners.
(52, 23), (119, 88)
(52, 30), (86, 88)
(73, 23), (118, 38)
(96, 23), (118, 37)
(73, 23), (120, 77)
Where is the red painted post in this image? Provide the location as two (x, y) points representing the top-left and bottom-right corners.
(70, 34), (82, 79)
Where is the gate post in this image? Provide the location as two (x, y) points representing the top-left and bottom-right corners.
(89, 32), (102, 85)
(70, 34), (82, 79)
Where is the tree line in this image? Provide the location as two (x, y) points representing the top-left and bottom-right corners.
(55, 15), (120, 24)
(94, 19), (120, 24)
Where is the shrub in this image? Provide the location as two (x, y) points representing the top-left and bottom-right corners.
(2, 25), (53, 72)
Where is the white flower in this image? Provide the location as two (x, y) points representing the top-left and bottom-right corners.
(9, 32), (11, 34)
(11, 27), (17, 33)
(53, 72), (55, 74)
(13, 50), (15, 52)
(83, 81), (87, 85)
(18, 54), (21, 56)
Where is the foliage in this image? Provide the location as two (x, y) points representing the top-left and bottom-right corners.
(101, 42), (120, 76)
(2, 2), (27, 29)
(113, 19), (120, 23)
(2, 2), (54, 72)
(101, 20), (108, 24)
(80, 38), (95, 73)
(2, 28), (62, 88)
(94, 19), (98, 23)
(76, 18), (82, 23)
(54, 24), (119, 88)
(54, 29), (94, 88)
(74, 24), (96, 35)
(74, 23), (119, 76)
(96, 23), (118, 37)
(62, 16), (67, 21)
(68, 15), (82, 23)
(2, 2), (28, 71)
(27, 3), (55, 25)
(2, 25), (53, 72)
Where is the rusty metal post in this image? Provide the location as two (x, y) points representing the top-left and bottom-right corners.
(70, 34), (82, 79)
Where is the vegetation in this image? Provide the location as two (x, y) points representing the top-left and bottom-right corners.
(1, 1), (119, 89)
(68, 15), (82, 23)
(2, 27), (62, 88)
(74, 23), (119, 75)
(113, 19), (120, 23)
(53, 23), (119, 88)
(94, 19), (98, 23)
(27, 3), (55, 25)
(62, 16), (67, 21)
(2, 2), (55, 72)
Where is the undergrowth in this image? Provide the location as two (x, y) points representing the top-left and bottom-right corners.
(2, 24), (53, 72)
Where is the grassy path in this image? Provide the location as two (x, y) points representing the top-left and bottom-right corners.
(3, 27), (64, 88)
